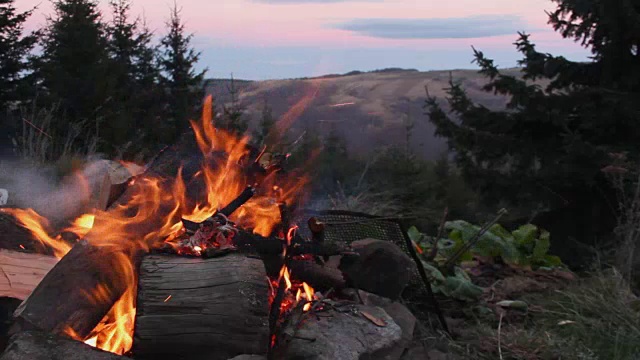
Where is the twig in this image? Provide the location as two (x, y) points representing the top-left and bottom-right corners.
(219, 185), (255, 217)
(267, 205), (296, 359)
(426, 207), (448, 261)
(143, 144), (170, 173)
(443, 208), (508, 270)
(498, 312), (504, 360)
(22, 118), (52, 139)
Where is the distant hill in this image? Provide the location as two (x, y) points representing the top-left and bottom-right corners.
(204, 68), (539, 160)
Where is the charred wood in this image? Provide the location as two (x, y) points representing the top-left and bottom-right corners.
(287, 260), (346, 292)
(0, 212), (53, 255)
(9, 240), (133, 340)
(233, 230), (351, 258)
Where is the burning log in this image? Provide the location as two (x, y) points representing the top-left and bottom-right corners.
(0, 249), (58, 301)
(9, 240), (133, 340)
(0, 331), (124, 360)
(0, 212), (51, 254)
(219, 185), (256, 217)
(233, 230), (351, 257)
(133, 253), (270, 360)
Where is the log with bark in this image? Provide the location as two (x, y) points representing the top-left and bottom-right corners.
(9, 240), (134, 340)
(0, 250), (58, 301)
(133, 253), (270, 360)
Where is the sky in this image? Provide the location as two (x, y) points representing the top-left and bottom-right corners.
(19, 0), (591, 80)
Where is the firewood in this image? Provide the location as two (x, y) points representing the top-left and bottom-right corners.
(9, 240), (133, 340)
(233, 230), (351, 257)
(133, 253), (270, 360)
(0, 331), (125, 360)
(287, 260), (346, 292)
(0, 249), (58, 301)
(0, 212), (51, 254)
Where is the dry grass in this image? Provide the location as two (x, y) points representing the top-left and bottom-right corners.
(308, 182), (404, 216)
(442, 269), (640, 360)
(11, 102), (100, 178)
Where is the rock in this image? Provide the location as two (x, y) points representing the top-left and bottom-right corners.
(0, 331), (125, 360)
(226, 356), (266, 360)
(276, 305), (403, 360)
(343, 289), (417, 359)
(401, 345), (461, 360)
(339, 239), (416, 300)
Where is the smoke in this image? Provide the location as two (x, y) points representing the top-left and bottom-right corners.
(0, 156), (112, 227)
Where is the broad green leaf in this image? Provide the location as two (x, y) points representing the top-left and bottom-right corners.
(540, 255), (563, 267)
(407, 226), (422, 243)
(445, 229), (473, 262)
(442, 274), (484, 301)
(489, 224), (514, 242)
(512, 224), (539, 247)
(420, 260), (446, 283)
(496, 300), (529, 312)
(445, 220), (480, 242)
(532, 231), (551, 261)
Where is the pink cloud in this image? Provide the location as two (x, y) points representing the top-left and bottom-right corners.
(17, 0), (584, 53)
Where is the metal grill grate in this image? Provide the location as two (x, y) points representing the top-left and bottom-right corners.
(297, 209), (425, 292)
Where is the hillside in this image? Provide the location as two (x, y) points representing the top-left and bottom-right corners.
(205, 68), (536, 160)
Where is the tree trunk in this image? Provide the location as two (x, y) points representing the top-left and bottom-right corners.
(10, 240), (132, 340)
(133, 253), (270, 360)
(0, 250), (58, 301)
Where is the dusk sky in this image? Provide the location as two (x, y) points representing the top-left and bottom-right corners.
(19, 0), (591, 80)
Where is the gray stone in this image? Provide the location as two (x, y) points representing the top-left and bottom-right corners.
(0, 331), (125, 360)
(339, 239), (416, 300)
(345, 289), (417, 360)
(276, 305), (403, 360)
(226, 356), (266, 360)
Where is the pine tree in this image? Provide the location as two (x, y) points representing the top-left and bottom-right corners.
(425, 0), (640, 239)
(253, 98), (275, 146)
(104, 0), (139, 151)
(220, 75), (248, 136)
(132, 17), (164, 153)
(158, 3), (207, 144)
(0, 0), (37, 109)
(36, 0), (112, 150)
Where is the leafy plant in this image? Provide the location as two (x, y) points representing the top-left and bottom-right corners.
(408, 220), (565, 301)
(410, 221), (563, 269)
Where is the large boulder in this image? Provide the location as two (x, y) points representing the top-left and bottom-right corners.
(276, 305), (403, 360)
(344, 289), (417, 359)
(339, 239), (416, 300)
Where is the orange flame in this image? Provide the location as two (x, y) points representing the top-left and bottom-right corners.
(0, 208), (72, 258)
(4, 94), (311, 355)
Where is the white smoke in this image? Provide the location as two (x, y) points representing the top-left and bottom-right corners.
(0, 156), (112, 226)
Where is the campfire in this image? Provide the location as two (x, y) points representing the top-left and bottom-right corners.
(0, 95), (427, 360)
